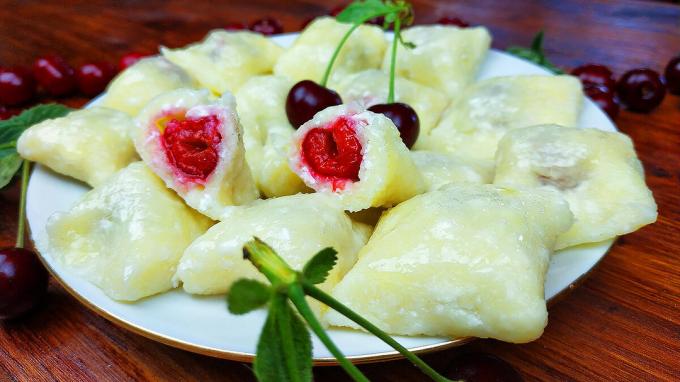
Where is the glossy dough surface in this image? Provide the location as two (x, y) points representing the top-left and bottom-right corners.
(46, 162), (212, 301)
(17, 107), (137, 187)
(162, 30), (283, 94)
(493, 125), (657, 249)
(274, 17), (387, 83)
(326, 184), (574, 343)
(411, 151), (492, 191)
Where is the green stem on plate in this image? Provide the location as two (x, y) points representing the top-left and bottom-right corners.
(274, 293), (305, 382)
(15, 160), (30, 248)
(387, 16), (402, 104)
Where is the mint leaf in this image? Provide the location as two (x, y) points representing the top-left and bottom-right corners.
(0, 103), (71, 145)
(254, 294), (312, 382)
(336, 0), (400, 24)
(302, 248), (338, 285)
(507, 31), (565, 74)
(0, 154), (22, 188)
(227, 279), (271, 315)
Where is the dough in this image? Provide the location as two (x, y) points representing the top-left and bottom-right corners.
(411, 150), (492, 191)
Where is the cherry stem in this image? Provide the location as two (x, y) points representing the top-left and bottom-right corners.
(387, 17), (402, 104)
(15, 160), (30, 248)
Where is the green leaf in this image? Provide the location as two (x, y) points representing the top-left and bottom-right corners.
(506, 31), (565, 74)
(253, 294), (312, 382)
(0, 103), (72, 144)
(336, 0), (401, 24)
(227, 279), (271, 315)
(0, 154), (22, 188)
(302, 248), (338, 285)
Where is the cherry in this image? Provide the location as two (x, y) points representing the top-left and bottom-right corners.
(0, 67), (36, 106)
(443, 352), (523, 382)
(302, 116), (362, 183)
(76, 62), (117, 97)
(571, 64), (616, 93)
(286, 80), (343, 128)
(585, 87), (619, 120)
(368, 103), (420, 149)
(0, 106), (19, 120)
(118, 52), (148, 71)
(249, 17), (283, 35)
(665, 55), (680, 95)
(32, 55), (76, 96)
(0, 247), (49, 320)
(616, 68), (666, 113)
(162, 114), (222, 181)
(437, 16), (470, 28)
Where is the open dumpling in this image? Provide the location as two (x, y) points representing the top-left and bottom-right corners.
(235, 75), (308, 197)
(383, 25), (491, 97)
(176, 193), (370, 297)
(134, 88), (258, 220)
(493, 124), (657, 249)
(17, 107), (137, 187)
(411, 151), (492, 191)
(47, 162), (213, 301)
(99, 57), (196, 116)
(326, 184), (573, 343)
(423, 75), (583, 166)
(274, 17), (387, 83)
(289, 104), (426, 211)
(162, 30), (283, 94)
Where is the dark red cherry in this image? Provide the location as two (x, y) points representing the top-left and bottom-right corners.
(161, 114), (222, 181)
(437, 16), (470, 28)
(0, 106), (19, 120)
(76, 62), (117, 97)
(249, 17), (283, 35)
(443, 352), (523, 382)
(225, 22), (247, 31)
(32, 55), (76, 97)
(616, 68), (666, 113)
(585, 87), (619, 120)
(571, 64), (616, 93)
(302, 116), (362, 182)
(0, 67), (36, 106)
(118, 52), (149, 71)
(286, 80), (343, 128)
(665, 55), (680, 95)
(368, 102), (420, 149)
(0, 247), (49, 320)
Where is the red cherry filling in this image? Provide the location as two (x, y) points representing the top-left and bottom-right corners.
(161, 114), (222, 182)
(302, 116), (363, 186)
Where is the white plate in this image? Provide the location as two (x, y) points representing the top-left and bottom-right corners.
(26, 32), (616, 364)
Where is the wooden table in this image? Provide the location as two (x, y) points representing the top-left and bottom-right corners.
(1, 0), (679, 380)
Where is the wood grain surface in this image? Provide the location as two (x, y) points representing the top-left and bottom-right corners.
(1, 0), (679, 381)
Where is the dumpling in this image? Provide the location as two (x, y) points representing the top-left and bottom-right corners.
(134, 88), (258, 220)
(330, 69), (449, 149)
(326, 184), (573, 343)
(424, 75), (583, 166)
(99, 57), (196, 116)
(383, 25), (491, 97)
(493, 124), (657, 249)
(176, 193), (370, 297)
(274, 17), (387, 83)
(235, 75), (308, 197)
(411, 151), (492, 191)
(289, 104), (426, 211)
(17, 107), (137, 187)
(47, 162), (212, 301)
(162, 30), (283, 94)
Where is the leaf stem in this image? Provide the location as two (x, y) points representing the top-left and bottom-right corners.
(288, 284), (369, 382)
(15, 160), (30, 248)
(274, 294), (304, 382)
(387, 17), (402, 104)
(304, 283), (453, 382)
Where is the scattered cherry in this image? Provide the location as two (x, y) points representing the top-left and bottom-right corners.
(665, 55), (680, 95)
(32, 55), (76, 97)
(0, 67), (36, 106)
(249, 17), (283, 35)
(571, 64), (616, 93)
(162, 114), (222, 181)
(76, 62), (117, 97)
(286, 80), (343, 128)
(118, 52), (148, 71)
(443, 352), (523, 382)
(0, 106), (19, 120)
(437, 16), (470, 28)
(585, 87), (619, 120)
(302, 116), (362, 182)
(368, 103), (420, 149)
(225, 22), (247, 31)
(0, 247), (49, 320)
(616, 68), (666, 113)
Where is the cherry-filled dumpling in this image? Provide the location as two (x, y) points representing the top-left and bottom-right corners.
(235, 75), (308, 197)
(162, 30), (283, 94)
(100, 57), (196, 116)
(493, 125), (657, 249)
(47, 162), (212, 301)
(382, 25), (491, 98)
(411, 151), (492, 191)
(289, 104), (426, 212)
(274, 17), (386, 82)
(17, 107), (137, 187)
(425, 75), (583, 166)
(176, 193), (370, 297)
(326, 184), (574, 343)
(134, 88), (258, 220)
(330, 69), (448, 148)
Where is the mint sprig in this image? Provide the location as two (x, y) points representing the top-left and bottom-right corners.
(507, 31), (565, 74)
(228, 238), (453, 382)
